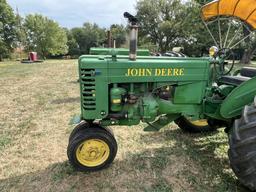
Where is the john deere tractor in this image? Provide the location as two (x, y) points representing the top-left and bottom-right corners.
(67, 1), (256, 190)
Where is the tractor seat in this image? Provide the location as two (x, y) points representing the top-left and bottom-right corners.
(219, 76), (251, 86)
(240, 67), (256, 78)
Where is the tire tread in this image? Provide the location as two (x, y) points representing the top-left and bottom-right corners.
(67, 126), (117, 172)
(229, 97), (256, 191)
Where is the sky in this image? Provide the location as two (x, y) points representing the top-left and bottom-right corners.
(7, 0), (137, 29)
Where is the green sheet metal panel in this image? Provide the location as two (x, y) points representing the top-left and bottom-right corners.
(220, 76), (256, 118)
(89, 48), (150, 56)
(79, 55), (210, 120)
(107, 58), (210, 83)
(79, 57), (109, 120)
(174, 81), (208, 104)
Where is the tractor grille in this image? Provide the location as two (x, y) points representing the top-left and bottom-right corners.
(81, 69), (96, 111)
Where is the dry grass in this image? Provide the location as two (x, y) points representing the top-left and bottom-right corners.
(0, 60), (251, 192)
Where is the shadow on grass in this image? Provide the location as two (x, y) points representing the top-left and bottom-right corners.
(68, 80), (79, 84)
(140, 128), (250, 192)
(51, 97), (80, 105)
(0, 128), (251, 192)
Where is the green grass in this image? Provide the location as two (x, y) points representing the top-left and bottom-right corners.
(146, 179), (173, 192)
(0, 59), (253, 192)
(0, 135), (11, 151)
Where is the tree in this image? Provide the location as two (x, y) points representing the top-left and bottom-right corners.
(136, 0), (192, 53)
(64, 28), (80, 56)
(110, 24), (127, 48)
(179, 1), (216, 56)
(136, 0), (216, 55)
(16, 10), (26, 53)
(0, 0), (17, 61)
(24, 14), (67, 58)
(71, 23), (106, 54)
(238, 25), (256, 64)
(193, 0), (213, 5)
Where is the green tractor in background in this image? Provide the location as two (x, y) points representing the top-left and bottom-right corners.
(89, 47), (150, 56)
(67, 1), (256, 190)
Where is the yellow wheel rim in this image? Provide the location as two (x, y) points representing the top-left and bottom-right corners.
(76, 139), (110, 167)
(189, 119), (209, 127)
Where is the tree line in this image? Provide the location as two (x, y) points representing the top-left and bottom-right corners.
(0, 0), (255, 63)
(0, 0), (127, 60)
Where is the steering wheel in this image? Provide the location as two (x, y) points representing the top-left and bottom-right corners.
(214, 48), (235, 76)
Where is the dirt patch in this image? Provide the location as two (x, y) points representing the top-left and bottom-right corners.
(162, 155), (196, 192)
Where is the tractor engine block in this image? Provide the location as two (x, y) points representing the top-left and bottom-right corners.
(107, 83), (171, 125)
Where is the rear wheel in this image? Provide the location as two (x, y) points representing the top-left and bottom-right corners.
(174, 116), (216, 133)
(67, 126), (117, 172)
(228, 98), (256, 191)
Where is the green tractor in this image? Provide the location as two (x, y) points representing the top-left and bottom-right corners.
(67, 1), (256, 190)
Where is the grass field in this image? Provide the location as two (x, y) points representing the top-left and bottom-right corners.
(0, 60), (252, 192)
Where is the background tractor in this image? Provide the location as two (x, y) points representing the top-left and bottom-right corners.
(67, 1), (256, 190)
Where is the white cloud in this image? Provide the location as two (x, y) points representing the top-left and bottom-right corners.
(7, 0), (137, 28)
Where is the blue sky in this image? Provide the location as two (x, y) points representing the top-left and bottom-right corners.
(7, 0), (137, 28)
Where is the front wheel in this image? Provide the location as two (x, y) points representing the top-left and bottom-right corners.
(174, 116), (216, 133)
(67, 126), (117, 172)
(228, 99), (256, 191)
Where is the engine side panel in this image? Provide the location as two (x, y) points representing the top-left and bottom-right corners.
(79, 56), (210, 121)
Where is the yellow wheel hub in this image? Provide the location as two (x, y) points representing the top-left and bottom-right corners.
(189, 119), (208, 127)
(76, 139), (110, 167)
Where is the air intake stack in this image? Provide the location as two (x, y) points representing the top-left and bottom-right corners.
(124, 12), (138, 61)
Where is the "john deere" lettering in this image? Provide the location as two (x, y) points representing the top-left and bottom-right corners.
(125, 68), (185, 77)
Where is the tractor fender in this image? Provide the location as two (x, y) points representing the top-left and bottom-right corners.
(220, 76), (256, 119)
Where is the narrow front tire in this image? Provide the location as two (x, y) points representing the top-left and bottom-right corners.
(67, 127), (117, 172)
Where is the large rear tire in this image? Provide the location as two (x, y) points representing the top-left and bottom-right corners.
(174, 116), (216, 133)
(228, 98), (256, 191)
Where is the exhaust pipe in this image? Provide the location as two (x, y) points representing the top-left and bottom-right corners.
(124, 12), (138, 61)
(107, 30), (112, 48)
(129, 25), (138, 61)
